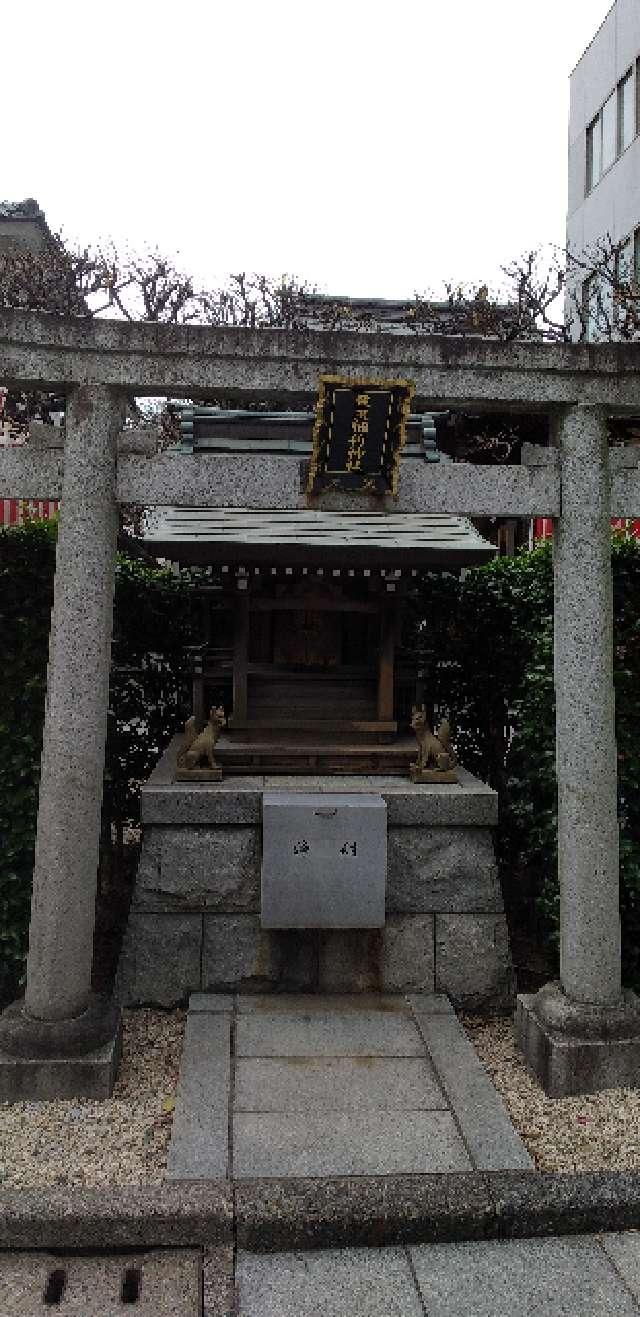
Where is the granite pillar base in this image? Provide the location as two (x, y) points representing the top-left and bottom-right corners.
(515, 982), (640, 1098)
(0, 995), (122, 1102)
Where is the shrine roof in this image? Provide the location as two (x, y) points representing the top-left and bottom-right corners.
(144, 508), (496, 568)
(147, 407), (495, 567)
(176, 406), (440, 459)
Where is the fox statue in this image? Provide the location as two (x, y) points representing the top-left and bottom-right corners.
(410, 706), (457, 774)
(178, 706), (226, 772)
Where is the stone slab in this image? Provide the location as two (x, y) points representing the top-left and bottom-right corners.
(407, 993), (455, 1015)
(317, 929), (383, 992)
(0, 1028), (121, 1103)
(167, 1013), (231, 1180)
(382, 915), (435, 992)
(600, 1232), (640, 1302)
(189, 993), (234, 1013)
(203, 915), (273, 988)
(235, 1009), (425, 1057)
(0, 1183), (233, 1250)
(0, 1249), (202, 1316)
(435, 913), (514, 1009)
(412, 1011), (532, 1170)
(117, 912), (202, 1007)
(203, 1245), (235, 1317)
(142, 742), (263, 825)
(235, 1172), (494, 1252)
(236, 1247), (423, 1316)
(137, 826), (260, 911)
(387, 827), (501, 912)
(233, 1109), (472, 1177)
(235, 993), (406, 1012)
(143, 746), (497, 827)
(516, 993), (640, 1097)
(203, 917), (316, 991)
(234, 1056), (446, 1112)
(261, 792), (386, 929)
(409, 1236), (640, 1317)
(315, 922), (437, 993)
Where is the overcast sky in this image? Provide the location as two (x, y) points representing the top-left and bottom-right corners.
(4, 0), (613, 300)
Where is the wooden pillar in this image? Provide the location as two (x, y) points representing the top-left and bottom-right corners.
(377, 599), (396, 722)
(233, 586), (249, 727)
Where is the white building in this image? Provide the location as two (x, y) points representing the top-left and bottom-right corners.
(567, 0), (640, 337)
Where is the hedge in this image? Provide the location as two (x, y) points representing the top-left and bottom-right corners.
(0, 520), (196, 1005)
(407, 533), (640, 985)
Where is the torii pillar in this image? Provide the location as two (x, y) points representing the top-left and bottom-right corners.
(0, 386), (124, 1100)
(516, 405), (640, 1096)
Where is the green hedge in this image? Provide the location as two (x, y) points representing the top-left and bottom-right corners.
(407, 534), (640, 985)
(0, 521), (196, 1005)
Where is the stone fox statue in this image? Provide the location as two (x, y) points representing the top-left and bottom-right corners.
(179, 706), (226, 770)
(410, 706), (457, 773)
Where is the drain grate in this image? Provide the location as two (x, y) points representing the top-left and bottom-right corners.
(0, 1250), (201, 1315)
(43, 1268), (67, 1306)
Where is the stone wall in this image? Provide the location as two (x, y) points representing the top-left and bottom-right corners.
(118, 740), (511, 1012)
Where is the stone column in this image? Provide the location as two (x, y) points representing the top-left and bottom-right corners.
(516, 405), (640, 1096)
(0, 386), (125, 1099)
(555, 404), (620, 1005)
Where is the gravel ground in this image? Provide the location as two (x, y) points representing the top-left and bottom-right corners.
(3, 1007), (637, 1186)
(0, 1009), (185, 1189)
(464, 1014), (640, 1172)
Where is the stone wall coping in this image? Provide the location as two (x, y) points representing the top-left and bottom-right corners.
(140, 738), (498, 828)
(3, 1171), (640, 1252)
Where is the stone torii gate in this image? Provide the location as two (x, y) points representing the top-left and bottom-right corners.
(1, 309), (640, 1100)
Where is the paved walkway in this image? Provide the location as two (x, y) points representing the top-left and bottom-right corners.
(6, 1233), (640, 1314)
(167, 992), (532, 1180)
(233, 1232), (640, 1316)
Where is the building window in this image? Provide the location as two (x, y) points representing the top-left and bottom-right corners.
(619, 68), (635, 152)
(582, 272), (614, 341)
(584, 228), (640, 340)
(586, 65), (637, 193)
(586, 114), (602, 192)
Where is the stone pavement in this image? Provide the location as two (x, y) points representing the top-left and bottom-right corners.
(6, 1233), (640, 1314)
(167, 992), (532, 1181)
(234, 1233), (640, 1315)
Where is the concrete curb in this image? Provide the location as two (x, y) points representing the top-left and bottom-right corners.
(2, 1172), (640, 1253)
(235, 1170), (640, 1251)
(0, 1183), (233, 1250)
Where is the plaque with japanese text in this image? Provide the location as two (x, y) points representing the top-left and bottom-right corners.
(307, 375), (414, 496)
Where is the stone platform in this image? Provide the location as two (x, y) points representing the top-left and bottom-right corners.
(118, 739), (512, 1010)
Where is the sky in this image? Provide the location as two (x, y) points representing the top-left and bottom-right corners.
(3, 0), (614, 300)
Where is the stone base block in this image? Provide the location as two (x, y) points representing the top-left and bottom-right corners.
(0, 1027), (122, 1102)
(435, 914), (513, 1012)
(118, 911), (202, 1006)
(516, 992), (640, 1097)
